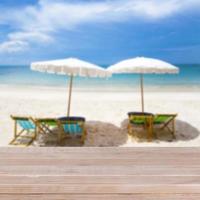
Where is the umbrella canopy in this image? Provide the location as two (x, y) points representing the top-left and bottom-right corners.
(31, 57), (109, 78)
(31, 58), (111, 116)
(108, 57), (179, 74)
(108, 57), (179, 112)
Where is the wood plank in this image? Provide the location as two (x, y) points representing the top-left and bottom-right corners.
(1, 158), (200, 166)
(0, 165), (199, 176)
(0, 147), (200, 198)
(0, 194), (199, 200)
(1, 147), (200, 156)
(0, 175), (200, 184)
(1, 148), (200, 164)
(1, 184), (200, 194)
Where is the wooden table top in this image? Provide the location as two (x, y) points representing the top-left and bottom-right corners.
(0, 147), (200, 199)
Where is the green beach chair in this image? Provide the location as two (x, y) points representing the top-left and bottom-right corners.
(128, 112), (177, 141)
(128, 112), (154, 141)
(153, 114), (177, 138)
(10, 115), (37, 146)
(33, 118), (57, 135)
(57, 117), (87, 145)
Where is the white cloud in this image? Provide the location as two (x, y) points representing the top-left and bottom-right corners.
(8, 31), (53, 43)
(0, 40), (28, 53)
(123, 1), (181, 19)
(0, 0), (199, 53)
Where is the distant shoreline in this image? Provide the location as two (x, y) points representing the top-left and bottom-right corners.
(0, 65), (200, 91)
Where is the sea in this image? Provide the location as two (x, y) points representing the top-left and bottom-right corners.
(0, 64), (200, 92)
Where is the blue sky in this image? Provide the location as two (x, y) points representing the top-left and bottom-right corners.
(0, 0), (200, 65)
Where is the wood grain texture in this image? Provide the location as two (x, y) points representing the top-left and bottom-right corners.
(0, 194), (200, 200)
(0, 147), (200, 199)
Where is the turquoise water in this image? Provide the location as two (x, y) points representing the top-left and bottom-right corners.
(0, 64), (200, 91)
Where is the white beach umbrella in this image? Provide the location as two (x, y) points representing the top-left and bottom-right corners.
(108, 57), (179, 112)
(31, 57), (111, 116)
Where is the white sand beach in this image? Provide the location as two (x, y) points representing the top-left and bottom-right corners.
(0, 84), (199, 147)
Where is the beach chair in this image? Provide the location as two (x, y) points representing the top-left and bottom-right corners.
(128, 112), (177, 141)
(10, 115), (37, 146)
(57, 117), (87, 145)
(153, 114), (177, 138)
(128, 112), (154, 141)
(32, 118), (57, 135)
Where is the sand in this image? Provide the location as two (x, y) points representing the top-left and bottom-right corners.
(0, 84), (199, 147)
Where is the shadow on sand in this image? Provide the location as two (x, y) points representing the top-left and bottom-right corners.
(121, 118), (200, 143)
(34, 121), (128, 147)
(34, 119), (200, 146)
(84, 121), (128, 147)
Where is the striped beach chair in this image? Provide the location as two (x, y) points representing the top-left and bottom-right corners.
(57, 117), (87, 144)
(10, 115), (37, 146)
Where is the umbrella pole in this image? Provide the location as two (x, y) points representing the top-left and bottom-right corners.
(67, 75), (73, 116)
(140, 74), (144, 112)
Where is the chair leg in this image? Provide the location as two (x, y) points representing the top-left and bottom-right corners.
(36, 123), (49, 135)
(57, 131), (62, 145)
(147, 123), (153, 142)
(81, 129), (87, 144)
(160, 117), (176, 132)
(34, 125), (37, 140)
(14, 121), (17, 139)
(14, 121), (24, 138)
(171, 119), (176, 139)
(41, 124), (54, 135)
(147, 118), (154, 142)
(128, 123), (134, 137)
(160, 117), (176, 139)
